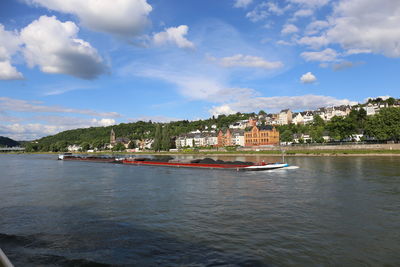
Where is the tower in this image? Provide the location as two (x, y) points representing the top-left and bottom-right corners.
(110, 128), (116, 145)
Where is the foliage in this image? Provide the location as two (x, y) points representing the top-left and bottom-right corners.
(0, 136), (20, 147)
(364, 107), (400, 141)
(112, 143), (126, 151)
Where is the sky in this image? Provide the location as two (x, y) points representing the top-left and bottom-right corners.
(0, 0), (399, 140)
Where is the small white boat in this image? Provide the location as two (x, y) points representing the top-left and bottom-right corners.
(241, 162), (289, 171)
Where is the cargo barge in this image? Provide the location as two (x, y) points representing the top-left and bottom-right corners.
(58, 154), (290, 171)
(122, 157), (289, 171)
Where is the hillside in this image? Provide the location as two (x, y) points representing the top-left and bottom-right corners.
(0, 136), (20, 147)
(25, 113), (251, 152)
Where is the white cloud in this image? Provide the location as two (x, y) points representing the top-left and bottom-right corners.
(246, 3), (269, 22)
(209, 94), (357, 115)
(209, 105), (236, 116)
(246, 2), (288, 22)
(300, 0), (400, 58)
(91, 118), (116, 126)
(288, 0), (330, 8)
(300, 72), (317, 83)
(298, 35), (329, 49)
(0, 117), (116, 140)
(294, 9), (313, 17)
(301, 48), (338, 62)
(0, 61), (23, 80)
(305, 20), (330, 35)
(20, 16), (106, 79)
(234, 0), (253, 8)
(0, 97), (121, 117)
(276, 40), (293, 46)
(281, 24), (299, 35)
(27, 0), (152, 38)
(153, 25), (194, 49)
(208, 54), (283, 70)
(0, 24), (23, 80)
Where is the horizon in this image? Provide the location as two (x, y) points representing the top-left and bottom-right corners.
(1, 0), (400, 140)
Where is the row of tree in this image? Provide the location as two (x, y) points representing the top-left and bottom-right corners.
(278, 107), (400, 143)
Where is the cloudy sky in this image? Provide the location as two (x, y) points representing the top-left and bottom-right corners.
(1, 0), (399, 140)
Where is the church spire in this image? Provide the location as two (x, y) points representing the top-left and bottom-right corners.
(110, 128), (116, 144)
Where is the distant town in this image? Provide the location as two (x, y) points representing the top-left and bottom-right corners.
(1, 97), (399, 153)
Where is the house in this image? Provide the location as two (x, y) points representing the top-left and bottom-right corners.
(302, 111), (314, 124)
(217, 129), (233, 147)
(229, 119), (248, 129)
(292, 112), (304, 125)
(278, 109), (292, 125)
(68, 144), (82, 152)
(244, 125), (280, 146)
(231, 130), (245, 146)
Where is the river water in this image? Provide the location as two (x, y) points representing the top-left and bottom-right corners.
(0, 154), (399, 266)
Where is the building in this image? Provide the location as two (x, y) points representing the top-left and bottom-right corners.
(231, 130), (245, 146)
(292, 112), (304, 125)
(217, 129), (233, 147)
(244, 125), (280, 146)
(278, 109), (292, 125)
(110, 128), (131, 148)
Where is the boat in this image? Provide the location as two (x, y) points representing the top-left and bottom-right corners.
(57, 153), (122, 163)
(122, 157), (289, 171)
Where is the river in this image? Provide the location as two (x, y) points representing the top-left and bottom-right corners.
(0, 154), (399, 266)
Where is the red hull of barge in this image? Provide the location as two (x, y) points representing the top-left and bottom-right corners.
(122, 160), (253, 169)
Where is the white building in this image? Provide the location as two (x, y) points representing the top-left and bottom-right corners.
(68, 144), (82, 152)
(278, 109), (292, 125)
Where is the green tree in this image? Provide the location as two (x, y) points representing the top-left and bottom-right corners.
(280, 129), (293, 142)
(313, 114), (325, 127)
(152, 124), (162, 151)
(310, 126), (324, 143)
(161, 124), (171, 151)
(112, 142), (125, 151)
(128, 140), (136, 149)
(81, 142), (90, 151)
(326, 116), (356, 141)
(364, 107), (400, 141)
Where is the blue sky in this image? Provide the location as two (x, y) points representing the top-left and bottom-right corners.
(0, 0), (399, 140)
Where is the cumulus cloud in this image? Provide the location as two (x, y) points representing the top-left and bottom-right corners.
(305, 20), (330, 35)
(0, 24), (23, 80)
(294, 9), (314, 17)
(209, 94), (356, 116)
(0, 61), (23, 80)
(208, 54), (283, 70)
(281, 24), (299, 35)
(234, 0), (253, 8)
(0, 97), (121, 117)
(20, 16), (106, 79)
(27, 0), (152, 38)
(246, 2), (288, 22)
(300, 72), (317, 83)
(209, 105), (236, 116)
(301, 48), (339, 62)
(300, 0), (400, 58)
(153, 25), (194, 49)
